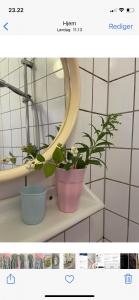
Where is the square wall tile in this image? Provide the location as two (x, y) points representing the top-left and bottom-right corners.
(106, 149), (130, 183)
(128, 221), (139, 242)
(9, 69), (20, 88)
(37, 102), (48, 125)
(0, 58), (8, 78)
(80, 68), (93, 111)
(0, 94), (10, 113)
(67, 110), (91, 147)
(93, 77), (107, 114)
(10, 92), (20, 110)
(21, 107), (26, 127)
(111, 113), (132, 148)
(94, 58), (108, 81)
(47, 58), (63, 75)
(78, 58), (93, 72)
(109, 58), (134, 80)
(105, 180), (129, 218)
(104, 210), (127, 242)
(39, 124), (48, 145)
(47, 72), (64, 100)
(2, 112), (11, 130)
(135, 72), (139, 110)
(131, 150), (139, 186)
(65, 218), (89, 242)
(12, 129), (21, 147)
(91, 163), (104, 181)
(90, 210), (103, 242)
(133, 111), (139, 148)
(48, 97), (65, 124)
(91, 179), (104, 202)
(21, 128), (27, 146)
(130, 186), (139, 224)
(0, 131), (3, 146)
(9, 58), (20, 73)
(34, 58), (47, 81)
(3, 131), (11, 147)
(11, 110), (21, 129)
(35, 77), (47, 103)
(109, 75), (134, 113)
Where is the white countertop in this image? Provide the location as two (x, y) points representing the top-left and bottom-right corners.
(0, 185), (104, 242)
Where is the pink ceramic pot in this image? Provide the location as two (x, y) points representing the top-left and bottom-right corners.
(55, 168), (85, 213)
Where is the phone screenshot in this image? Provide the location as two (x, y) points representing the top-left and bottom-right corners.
(0, 0), (139, 299)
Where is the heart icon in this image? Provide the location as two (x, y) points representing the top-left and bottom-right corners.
(65, 275), (74, 283)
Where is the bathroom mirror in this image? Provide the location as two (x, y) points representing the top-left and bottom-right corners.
(0, 58), (80, 182)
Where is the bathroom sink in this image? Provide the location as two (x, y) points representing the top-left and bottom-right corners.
(0, 185), (104, 242)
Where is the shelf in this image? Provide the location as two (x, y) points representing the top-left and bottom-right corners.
(0, 185), (104, 242)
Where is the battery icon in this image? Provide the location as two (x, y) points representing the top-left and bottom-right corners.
(126, 8), (135, 13)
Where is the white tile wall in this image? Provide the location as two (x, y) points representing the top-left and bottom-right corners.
(90, 210), (103, 242)
(104, 210), (128, 242)
(80, 68), (93, 111)
(105, 180), (129, 218)
(111, 113), (132, 148)
(106, 149), (130, 183)
(109, 75), (134, 113)
(78, 58), (93, 72)
(128, 221), (139, 242)
(135, 72), (139, 109)
(109, 58), (134, 80)
(130, 187), (139, 224)
(93, 77), (107, 114)
(94, 58), (108, 81)
(131, 150), (139, 186)
(47, 72), (64, 100)
(133, 111), (139, 148)
(91, 180), (104, 203)
(65, 218), (89, 242)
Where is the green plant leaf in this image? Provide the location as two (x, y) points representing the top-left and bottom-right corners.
(52, 147), (64, 163)
(87, 159), (102, 166)
(36, 154), (45, 162)
(34, 163), (43, 170)
(67, 151), (73, 160)
(43, 163), (56, 177)
(76, 158), (86, 169)
(10, 157), (16, 164)
(91, 147), (105, 154)
(96, 141), (113, 147)
(82, 132), (93, 145)
(64, 163), (73, 170)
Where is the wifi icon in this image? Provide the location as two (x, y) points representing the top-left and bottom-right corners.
(119, 8), (124, 12)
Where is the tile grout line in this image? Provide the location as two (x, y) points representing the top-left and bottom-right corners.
(126, 58), (137, 242)
(103, 58), (110, 239)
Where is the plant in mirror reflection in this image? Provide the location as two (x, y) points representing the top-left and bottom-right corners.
(0, 152), (17, 165)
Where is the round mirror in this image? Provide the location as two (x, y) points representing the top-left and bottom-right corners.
(0, 58), (80, 182)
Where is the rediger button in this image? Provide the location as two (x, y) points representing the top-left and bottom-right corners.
(109, 23), (134, 31)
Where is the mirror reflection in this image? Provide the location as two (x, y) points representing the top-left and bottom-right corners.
(0, 58), (67, 170)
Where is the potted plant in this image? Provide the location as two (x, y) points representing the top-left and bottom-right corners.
(24, 113), (121, 213)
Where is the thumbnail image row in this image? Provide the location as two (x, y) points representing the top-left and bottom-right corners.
(0, 253), (139, 269)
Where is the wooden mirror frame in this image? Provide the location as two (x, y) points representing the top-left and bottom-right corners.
(0, 58), (80, 182)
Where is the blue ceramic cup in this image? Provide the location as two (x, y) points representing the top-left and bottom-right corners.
(20, 186), (46, 225)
